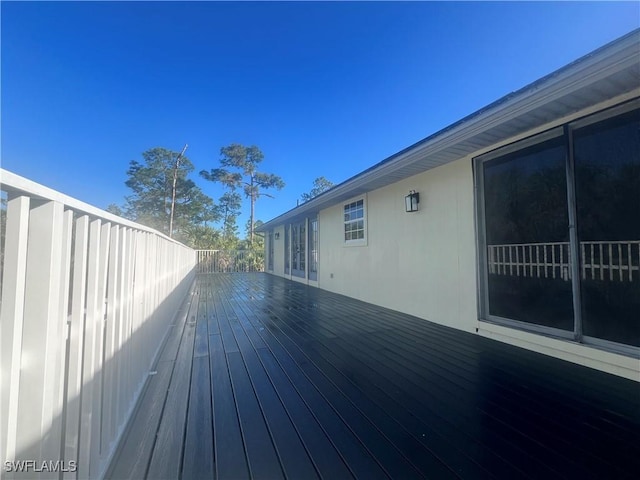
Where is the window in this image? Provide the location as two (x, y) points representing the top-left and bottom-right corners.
(344, 198), (365, 243)
(475, 100), (640, 353)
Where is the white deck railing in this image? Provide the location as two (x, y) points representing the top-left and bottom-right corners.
(0, 169), (196, 479)
(488, 241), (640, 282)
(196, 249), (264, 273)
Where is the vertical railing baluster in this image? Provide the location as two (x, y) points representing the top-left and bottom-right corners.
(54, 209), (74, 470)
(16, 200), (65, 464)
(63, 215), (89, 479)
(618, 243), (623, 282)
(0, 195), (30, 465)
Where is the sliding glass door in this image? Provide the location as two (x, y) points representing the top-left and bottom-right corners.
(476, 100), (639, 351)
(291, 221), (306, 278)
(284, 225), (290, 275)
(482, 131), (574, 333)
(572, 107), (640, 347)
(308, 217), (318, 281)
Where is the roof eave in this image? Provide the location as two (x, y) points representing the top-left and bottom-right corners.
(257, 29), (640, 232)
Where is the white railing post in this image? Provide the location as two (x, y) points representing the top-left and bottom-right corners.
(15, 200), (65, 467)
(1, 195), (30, 466)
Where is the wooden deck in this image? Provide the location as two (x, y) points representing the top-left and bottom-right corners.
(107, 273), (640, 480)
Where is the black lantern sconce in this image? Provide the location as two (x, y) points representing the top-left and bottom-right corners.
(274, 232), (280, 240)
(405, 190), (420, 212)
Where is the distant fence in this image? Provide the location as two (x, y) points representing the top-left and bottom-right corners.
(196, 249), (264, 273)
(488, 241), (640, 282)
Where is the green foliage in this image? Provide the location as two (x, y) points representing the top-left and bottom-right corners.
(218, 191), (242, 240)
(242, 219), (264, 248)
(237, 218), (265, 271)
(105, 203), (125, 216)
(182, 224), (221, 249)
(301, 176), (334, 202)
(200, 143), (284, 244)
(124, 147), (219, 244)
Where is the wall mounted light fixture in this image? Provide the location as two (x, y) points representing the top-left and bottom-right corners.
(275, 232), (280, 240)
(405, 190), (420, 212)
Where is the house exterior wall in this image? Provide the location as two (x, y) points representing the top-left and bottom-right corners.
(318, 159), (477, 334)
(265, 89), (639, 380)
(271, 224), (286, 274)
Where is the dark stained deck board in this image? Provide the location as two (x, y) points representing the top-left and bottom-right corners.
(181, 294), (214, 480)
(214, 284), (386, 480)
(109, 273), (640, 480)
(360, 313), (640, 445)
(146, 293), (198, 479)
(264, 278), (628, 424)
(248, 309), (463, 480)
(248, 303), (523, 479)
(223, 304), (321, 480)
(245, 288), (556, 476)
(353, 300), (635, 410)
(181, 356), (214, 479)
(105, 281), (195, 480)
(253, 348), (364, 480)
(274, 280), (636, 477)
(215, 290), (286, 479)
(221, 295), (322, 479)
(231, 317), (426, 478)
(209, 331), (251, 479)
(249, 288), (564, 476)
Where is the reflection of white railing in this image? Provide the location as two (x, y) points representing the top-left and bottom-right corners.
(0, 169), (195, 479)
(196, 249), (264, 273)
(488, 241), (640, 282)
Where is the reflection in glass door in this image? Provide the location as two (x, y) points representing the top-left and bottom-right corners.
(573, 108), (640, 347)
(482, 132), (574, 332)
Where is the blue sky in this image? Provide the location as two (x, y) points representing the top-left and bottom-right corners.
(2, 1), (638, 234)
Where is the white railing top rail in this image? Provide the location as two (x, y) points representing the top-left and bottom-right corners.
(1, 168), (189, 247)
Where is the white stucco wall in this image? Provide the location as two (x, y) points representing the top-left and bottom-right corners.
(318, 158), (478, 333)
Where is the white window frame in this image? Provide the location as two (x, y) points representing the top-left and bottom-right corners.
(343, 195), (367, 247)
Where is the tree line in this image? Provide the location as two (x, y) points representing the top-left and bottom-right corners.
(106, 144), (334, 251)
